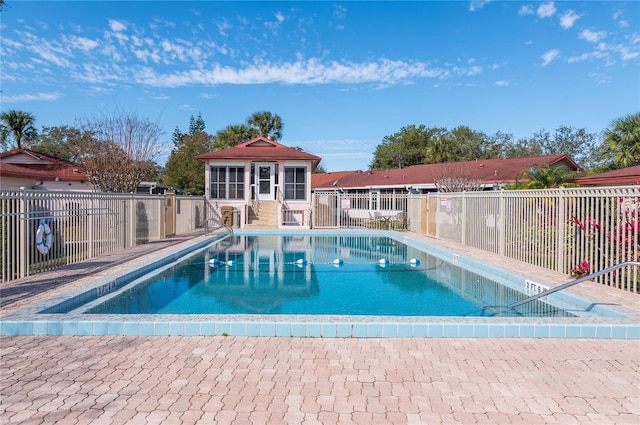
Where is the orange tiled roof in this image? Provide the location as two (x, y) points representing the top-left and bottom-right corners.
(0, 149), (88, 182)
(574, 165), (640, 186)
(195, 136), (321, 166)
(313, 155), (580, 189)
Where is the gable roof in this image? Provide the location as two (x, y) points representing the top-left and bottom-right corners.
(0, 148), (88, 182)
(313, 154), (580, 190)
(195, 136), (321, 168)
(574, 165), (640, 186)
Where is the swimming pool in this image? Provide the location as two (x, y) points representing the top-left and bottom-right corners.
(2, 230), (638, 338)
(84, 234), (572, 317)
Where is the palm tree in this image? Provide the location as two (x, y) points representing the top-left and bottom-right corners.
(0, 110), (37, 150)
(247, 111), (283, 141)
(214, 124), (253, 150)
(602, 112), (640, 169)
(523, 165), (576, 189)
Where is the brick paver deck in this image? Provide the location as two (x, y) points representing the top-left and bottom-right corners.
(1, 231), (639, 424)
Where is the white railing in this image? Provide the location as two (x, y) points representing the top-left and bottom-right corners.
(312, 192), (409, 230)
(1, 189), (205, 283)
(416, 187), (639, 293)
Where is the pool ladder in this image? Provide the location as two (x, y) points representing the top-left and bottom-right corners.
(204, 217), (233, 238)
(506, 261), (640, 309)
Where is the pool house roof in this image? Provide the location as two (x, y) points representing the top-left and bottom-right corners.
(573, 165), (640, 186)
(195, 136), (321, 169)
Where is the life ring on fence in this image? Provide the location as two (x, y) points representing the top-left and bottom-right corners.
(35, 222), (53, 255)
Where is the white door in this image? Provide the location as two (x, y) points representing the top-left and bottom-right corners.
(254, 163), (275, 200)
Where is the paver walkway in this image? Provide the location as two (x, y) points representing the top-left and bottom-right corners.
(1, 336), (638, 424)
(1, 231), (639, 424)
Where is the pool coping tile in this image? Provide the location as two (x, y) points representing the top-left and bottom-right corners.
(1, 230), (639, 339)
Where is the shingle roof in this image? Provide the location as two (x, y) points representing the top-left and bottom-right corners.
(195, 136), (321, 166)
(574, 165), (640, 186)
(313, 154), (579, 189)
(0, 149), (88, 182)
(311, 170), (360, 188)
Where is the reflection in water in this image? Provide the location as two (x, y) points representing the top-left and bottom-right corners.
(88, 235), (573, 317)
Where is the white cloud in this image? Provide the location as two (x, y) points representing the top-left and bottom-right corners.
(469, 0), (493, 12)
(134, 58), (452, 88)
(579, 29), (607, 43)
(216, 19), (232, 36)
(519, 5), (534, 16)
(559, 10), (580, 29)
(333, 5), (347, 20)
(2, 92), (63, 103)
(454, 65), (482, 76)
(612, 44), (639, 61)
(265, 11), (286, 32)
(64, 35), (99, 51)
(567, 51), (607, 64)
(495, 80), (512, 86)
(108, 19), (127, 32)
(541, 49), (560, 66)
(537, 2), (556, 19)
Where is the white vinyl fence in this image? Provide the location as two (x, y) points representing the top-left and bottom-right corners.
(313, 192), (408, 230)
(1, 189), (205, 283)
(411, 187), (639, 293)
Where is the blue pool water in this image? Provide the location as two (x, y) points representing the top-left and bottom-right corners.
(87, 235), (573, 317)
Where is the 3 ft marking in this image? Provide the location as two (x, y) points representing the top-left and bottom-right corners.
(96, 282), (117, 297)
(525, 280), (549, 302)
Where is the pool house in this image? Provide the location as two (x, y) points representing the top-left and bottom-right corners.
(195, 136), (321, 229)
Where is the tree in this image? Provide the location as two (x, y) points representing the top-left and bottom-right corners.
(370, 125), (437, 169)
(521, 165), (576, 189)
(247, 111), (283, 141)
(74, 108), (166, 192)
(0, 110), (38, 150)
(370, 125), (498, 170)
(214, 124), (253, 150)
(313, 162), (327, 174)
(27, 125), (83, 161)
(164, 114), (214, 195)
(432, 163), (484, 192)
(601, 112), (640, 169)
(504, 126), (599, 169)
(501, 136), (544, 159)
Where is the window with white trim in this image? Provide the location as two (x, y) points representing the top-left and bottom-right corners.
(210, 166), (245, 199)
(284, 167), (306, 200)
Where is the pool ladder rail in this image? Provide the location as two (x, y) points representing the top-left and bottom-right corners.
(204, 217), (233, 239)
(506, 260), (640, 309)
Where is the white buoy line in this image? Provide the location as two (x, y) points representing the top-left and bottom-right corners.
(207, 258), (422, 268)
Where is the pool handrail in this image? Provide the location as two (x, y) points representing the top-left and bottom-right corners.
(506, 261), (640, 309)
(204, 217), (233, 238)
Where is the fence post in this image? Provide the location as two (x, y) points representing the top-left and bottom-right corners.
(434, 193), (440, 239)
(129, 195), (135, 248)
(498, 189), (505, 256)
(461, 192), (467, 246)
(88, 196), (95, 258)
(556, 187), (566, 273)
(18, 188), (28, 279)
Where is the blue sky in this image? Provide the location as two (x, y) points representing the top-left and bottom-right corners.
(1, 1), (639, 171)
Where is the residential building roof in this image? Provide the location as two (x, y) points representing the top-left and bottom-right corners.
(0, 148), (89, 182)
(195, 136), (321, 168)
(573, 165), (640, 186)
(312, 154), (580, 190)
(311, 170), (360, 188)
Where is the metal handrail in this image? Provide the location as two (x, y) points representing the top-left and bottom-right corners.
(203, 217), (233, 238)
(506, 261), (640, 309)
